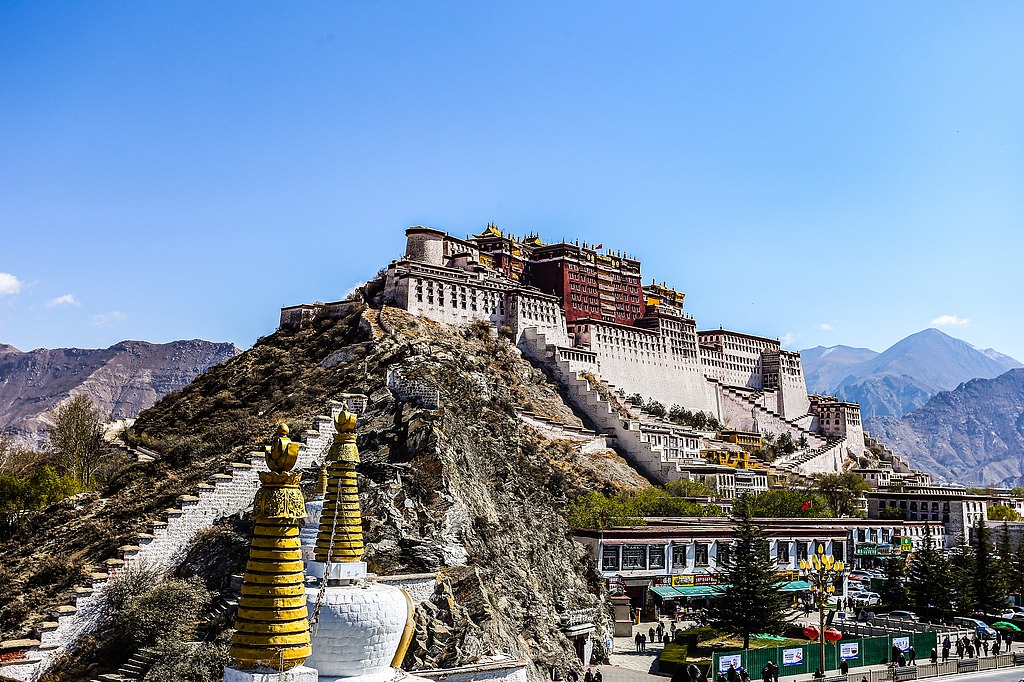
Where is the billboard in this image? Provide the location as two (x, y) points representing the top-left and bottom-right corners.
(893, 637), (910, 652)
(783, 648), (804, 666)
(840, 643), (859, 660)
(719, 655), (742, 672)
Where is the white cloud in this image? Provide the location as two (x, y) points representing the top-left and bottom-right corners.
(0, 273), (22, 295)
(931, 314), (970, 327)
(781, 332), (797, 346)
(819, 323), (834, 331)
(92, 311), (126, 327)
(46, 294), (80, 308)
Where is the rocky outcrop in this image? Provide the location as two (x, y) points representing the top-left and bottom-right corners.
(869, 369), (1024, 486)
(0, 340), (239, 444)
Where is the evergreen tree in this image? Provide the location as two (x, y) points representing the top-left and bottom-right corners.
(708, 494), (793, 649)
(1011, 538), (1024, 605)
(999, 522), (1014, 595)
(908, 524), (954, 622)
(973, 516), (1007, 612)
(949, 538), (977, 615)
(880, 556), (910, 610)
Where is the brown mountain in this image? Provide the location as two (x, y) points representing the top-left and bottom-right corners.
(0, 339), (240, 444)
(868, 368), (1024, 486)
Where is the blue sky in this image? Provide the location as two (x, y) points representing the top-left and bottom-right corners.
(2, 2), (1023, 359)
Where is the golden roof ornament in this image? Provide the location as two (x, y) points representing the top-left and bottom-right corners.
(230, 423), (311, 670)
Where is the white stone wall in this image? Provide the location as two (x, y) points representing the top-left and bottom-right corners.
(417, 662), (529, 682)
(508, 293), (568, 348)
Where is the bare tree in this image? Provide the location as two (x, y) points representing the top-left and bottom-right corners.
(48, 395), (108, 487)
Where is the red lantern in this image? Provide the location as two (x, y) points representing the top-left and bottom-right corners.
(825, 629), (843, 642)
(803, 626), (820, 640)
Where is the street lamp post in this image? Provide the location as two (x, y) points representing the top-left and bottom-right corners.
(799, 545), (846, 675)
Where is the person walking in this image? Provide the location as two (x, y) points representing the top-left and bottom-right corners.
(956, 639), (964, 659)
(567, 669), (580, 682)
(983, 639), (989, 656)
(594, 670), (603, 682)
(762, 663), (772, 682)
(993, 639), (1001, 656)
(771, 660), (779, 682)
(908, 645), (916, 665)
(640, 633), (647, 653)
(966, 644), (975, 659)
(584, 669), (594, 682)
(635, 632), (642, 653)
(930, 647), (937, 664)
(728, 665), (740, 682)
(840, 660), (849, 675)
(649, 627), (656, 644)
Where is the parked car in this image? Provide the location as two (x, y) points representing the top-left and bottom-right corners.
(850, 591), (881, 607)
(848, 571), (873, 581)
(888, 610), (919, 622)
(953, 617), (998, 638)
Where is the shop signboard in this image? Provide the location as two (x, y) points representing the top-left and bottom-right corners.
(901, 537), (914, 552)
(653, 577), (672, 586)
(719, 654), (742, 672)
(854, 543), (877, 556)
(672, 575), (695, 587)
(694, 574), (719, 585)
(893, 637), (910, 652)
(776, 571), (797, 582)
(782, 648), (803, 666)
(840, 643), (859, 660)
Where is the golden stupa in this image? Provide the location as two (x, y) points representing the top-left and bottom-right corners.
(230, 424), (311, 669)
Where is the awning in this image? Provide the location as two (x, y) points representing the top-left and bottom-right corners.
(778, 580), (812, 592)
(674, 585), (723, 597)
(651, 586), (681, 599)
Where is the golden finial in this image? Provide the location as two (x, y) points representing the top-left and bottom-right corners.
(266, 422), (300, 472)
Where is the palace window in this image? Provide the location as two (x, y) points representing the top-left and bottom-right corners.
(695, 543), (709, 567)
(777, 542), (791, 563)
(671, 544), (688, 568)
(797, 542), (809, 561)
(601, 546), (620, 572)
(833, 542), (844, 561)
(649, 546), (666, 570)
(622, 545), (647, 571)
(717, 542), (732, 567)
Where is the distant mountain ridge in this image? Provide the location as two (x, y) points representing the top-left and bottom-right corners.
(0, 339), (240, 444)
(868, 368), (1024, 486)
(801, 329), (1022, 419)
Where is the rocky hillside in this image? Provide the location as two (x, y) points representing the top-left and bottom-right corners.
(801, 329), (1021, 419)
(0, 340), (239, 444)
(1, 301), (647, 679)
(869, 368), (1024, 486)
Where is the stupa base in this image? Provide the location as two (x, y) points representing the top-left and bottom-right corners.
(224, 665), (319, 682)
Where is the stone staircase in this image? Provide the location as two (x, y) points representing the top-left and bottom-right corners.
(519, 329), (710, 483)
(89, 647), (159, 682)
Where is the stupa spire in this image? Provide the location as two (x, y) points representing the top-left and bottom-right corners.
(314, 404), (364, 563)
(229, 423), (312, 670)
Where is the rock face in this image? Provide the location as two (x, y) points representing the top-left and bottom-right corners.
(0, 339), (239, 443)
(869, 368), (1024, 486)
(801, 329), (1021, 419)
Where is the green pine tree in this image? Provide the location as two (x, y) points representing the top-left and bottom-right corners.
(1011, 538), (1024, 605)
(973, 516), (1007, 612)
(949, 537), (977, 615)
(999, 522), (1014, 596)
(908, 524), (953, 622)
(708, 494), (794, 649)
(880, 556), (910, 610)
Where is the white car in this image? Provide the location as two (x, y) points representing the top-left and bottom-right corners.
(850, 592), (880, 607)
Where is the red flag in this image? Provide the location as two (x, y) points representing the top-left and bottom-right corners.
(595, 243), (603, 250)
(801, 500), (813, 511)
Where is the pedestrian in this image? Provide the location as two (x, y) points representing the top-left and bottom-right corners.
(657, 622), (665, 640)
(898, 651), (906, 667)
(966, 644), (975, 659)
(635, 632), (642, 653)
(983, 639), (989, 656)
(762, 664), (772, 682)
(728, 665), (740, 682)
(1008, 632), (1014, 652)
(840, 660), (849, 675)
(568, 669), (580, 682)
(956, 640), (964, 659)
(994, 639), (1001, 656)
(973, 634), (982, 653)
(671, 621), (678, 636)
(584, 669), (594, 682)
(641, 633), (647, 653)
(930, 648), (937, 664)
(908, 645), (916, 665)
(771, 660), (780, 682)
(594, 671), (603, 682)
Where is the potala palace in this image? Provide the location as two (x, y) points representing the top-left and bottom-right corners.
(283, 224), (927, 493)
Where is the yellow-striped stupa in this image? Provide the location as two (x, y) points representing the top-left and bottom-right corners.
(314, 405), (364, 563)
(230, 424), (311, 670)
